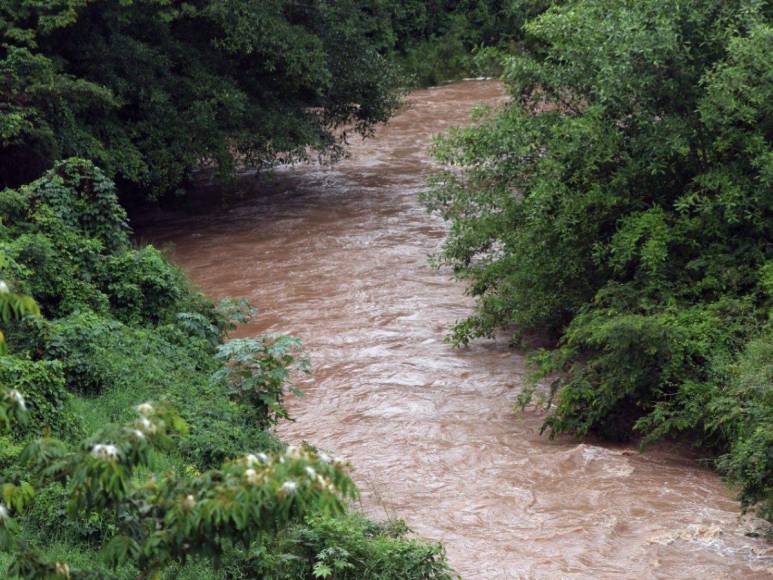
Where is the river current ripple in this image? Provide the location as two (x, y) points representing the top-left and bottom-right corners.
(138, 80), (772, 579)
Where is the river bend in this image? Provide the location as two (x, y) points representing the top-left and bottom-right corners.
(139, 80), (772, 579)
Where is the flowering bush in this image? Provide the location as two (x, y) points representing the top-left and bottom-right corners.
(0, 397), (357, 578)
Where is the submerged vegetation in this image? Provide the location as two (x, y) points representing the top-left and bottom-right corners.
(424, 0), (772, 517)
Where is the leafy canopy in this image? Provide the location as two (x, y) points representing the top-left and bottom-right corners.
(0, 0), (402, 198)
(424, 0), (772, 516)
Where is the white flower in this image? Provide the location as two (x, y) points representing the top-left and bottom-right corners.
(244, 468), (259, 484)
(5, 389), (26, 411)
(0, 281), (9, 294)
(318, 452), (332, 463)
(332, 456), (346, 466)
(54, 562), (70, 578)
(91, 444), (119, 460)
(135, 402), (154, 416)
(304, 466), (317, 479)
(0, 503), (8, 521)
(316, 476), (335, 492)
(137, 417), (157, 435)
(246, 452), (269, 466)
(285, 445), (300, 458)
(54, 562), (70, 576)
(280, 480), (297, 494)
(182, 494), (196, 510)
(126, 429), (145, 440)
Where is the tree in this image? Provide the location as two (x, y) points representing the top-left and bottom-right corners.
(424, 0), (772, 515)
(0, 0), (402, 198)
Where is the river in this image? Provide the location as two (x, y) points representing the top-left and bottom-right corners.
(137, 80), (772, 579)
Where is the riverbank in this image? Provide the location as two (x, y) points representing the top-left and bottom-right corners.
(138, 80), (773, 578)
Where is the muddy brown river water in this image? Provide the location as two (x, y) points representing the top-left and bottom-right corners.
(138, 80), (772, 578)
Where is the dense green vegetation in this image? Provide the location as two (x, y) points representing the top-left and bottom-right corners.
(2, 0), (771, 574)
(0, 2), (491, 576)
(0, 0), (403, 198)
(0, 0), (540, 201)
(389, 1), (555, 86)
(0, 161), (452, 577)
(424, 0), (772, 517)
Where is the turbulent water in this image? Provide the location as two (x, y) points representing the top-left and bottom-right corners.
(138, 80), (772, 579)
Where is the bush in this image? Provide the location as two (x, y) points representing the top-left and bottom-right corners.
(21, 158), (130, 252)
(425, 0), (772, 514)
(245, 514), (453, 579)
(213, 336), (309, 427)
(1, 159), (182, 320)
(1, 159), (215, 324)
(34, 313), (131, 396)
(22, 482), (113, 547)
(0, 160), (295, 473)
(100, 247), (204, 326)
(1, 403), (360, 579)
(0, 357), (79, 438)
(14, 311), (276, 468)
(711, 333), (773, 519)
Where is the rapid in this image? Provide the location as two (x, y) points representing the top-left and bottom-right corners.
(138, 80), (772, 579)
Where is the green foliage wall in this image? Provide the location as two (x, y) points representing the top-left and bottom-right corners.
(0, 357), (79, 439)
(391, 0), (558, 86)
(0, 160), (451, 576)
(0, 0), (402, 197)
(424, 0), (772, 516)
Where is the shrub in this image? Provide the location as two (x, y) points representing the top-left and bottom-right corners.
(100, 247), (194, 326)
(0, 357), (79, 438)
(22, 482), (113, 547)
(425, 0), (772, 514)
(15, 311), (276, 468)
(711, 333), (773, 519)
(0, 402), (359, 579)
(245, 514), (453, 579)
(22, 158), (130, 253)
(213, 336), (308, 427)
(0, 437), (23, 473)
(1, 159), (210, 324)
(34, 312), (130, 396)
